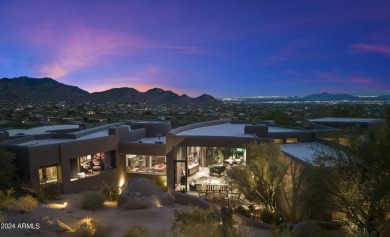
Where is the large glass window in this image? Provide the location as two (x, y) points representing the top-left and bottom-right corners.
(39, 166), (58, 184)
(174, 146), (247, 192)
(126, 155), (166, 174)
(70, 151), (116, 181)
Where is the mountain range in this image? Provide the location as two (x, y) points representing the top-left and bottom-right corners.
(302, 92), (390, 101)
(221, 92), (390, 102)
(0, 77), (221, 105)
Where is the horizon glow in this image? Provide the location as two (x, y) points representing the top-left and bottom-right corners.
(0, 0), (389, 97)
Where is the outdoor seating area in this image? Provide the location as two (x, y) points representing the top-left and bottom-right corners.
(197, 188), (243, 206)
(209, 165), (226, 177)
(185, 166), (245, 206)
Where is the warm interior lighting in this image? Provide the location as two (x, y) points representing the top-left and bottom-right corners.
(63, 202), (68, 207)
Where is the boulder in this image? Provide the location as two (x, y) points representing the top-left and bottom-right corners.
(117, 178), (174, 209)
(291, 220), (322, 237)
(41, 216), (72, 233)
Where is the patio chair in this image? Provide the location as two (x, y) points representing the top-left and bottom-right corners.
(198, 191), (207, 200)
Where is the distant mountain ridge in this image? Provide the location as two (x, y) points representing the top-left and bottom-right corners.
(303, 92), (357, 101)
(303, 92), (390, 101)
(221, 91), (390, 102)
(0, 77), (221, 105)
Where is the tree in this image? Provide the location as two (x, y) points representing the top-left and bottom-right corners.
(311, 114), (390, 236)
(227, 141), (288, 212)
(0, 144), (17, 190)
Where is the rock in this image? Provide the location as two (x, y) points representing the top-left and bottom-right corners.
(117, 178), (174, 209)
(291, 220), (322, 237)
(277, 222), (295, 231)
(41, 216), (72, 233)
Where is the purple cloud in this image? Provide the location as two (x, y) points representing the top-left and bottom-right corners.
(351, 43), (390, 56)
(262, 38), (318, 65)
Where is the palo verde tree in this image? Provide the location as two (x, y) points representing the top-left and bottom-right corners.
(227, 141), (288, 212)
(311, 114), (390, 236)
(0, 144), (17, 190)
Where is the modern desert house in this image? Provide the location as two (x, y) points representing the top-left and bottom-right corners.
(0, 117), (383, 195)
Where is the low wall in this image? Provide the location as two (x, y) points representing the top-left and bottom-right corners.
(168, 187), (275, 230)
(125, 172), (166, 181)
(171, 119), (231, 135)
(63, 169), (120, 194)
(168, 187), (220, 216)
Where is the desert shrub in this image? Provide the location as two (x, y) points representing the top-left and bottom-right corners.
(44, 183), (61, 200)
(235, 205), (251, 218)
(123, 224), (151, 237)
(172, 207), (222, 237)
(0, 212), (6, 223)
(76, 217), (108, 237)
(100, 181), (119, 201)
(153, 177), (167, 192)
(259, 208), (285, 225)
(0, 188), (15, 209)
(172, 207), (249, 237)
(8, 195), (37, 213)
(22, 182), (60, 202)
(80, 192), (105, 210)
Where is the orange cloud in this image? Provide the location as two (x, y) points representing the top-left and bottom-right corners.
(35, 26), (150, 78)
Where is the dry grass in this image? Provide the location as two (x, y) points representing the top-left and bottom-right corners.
(0, 212), (6, 223)
(80, 192), (105, 211)
(75, 217), (108, 237)
(7, 195), (37, 213)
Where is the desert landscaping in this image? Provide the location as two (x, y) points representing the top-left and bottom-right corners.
(0, 178), (270, 237)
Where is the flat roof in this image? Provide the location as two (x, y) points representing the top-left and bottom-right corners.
(176, 123), (303, 137)
(16, 130), (111, 147)
(280, 142), (328, 163)
(309, 117), (383, 123)
(17, 139), (73, 146)
(77, 130), (109, 140)
(7, 125), (79, 136)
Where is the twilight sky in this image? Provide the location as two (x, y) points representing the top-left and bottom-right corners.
(1, 0), (390, 97)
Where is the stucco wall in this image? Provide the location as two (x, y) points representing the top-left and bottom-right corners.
(63, 169), (120, 194)
(119, 143), (166, 156)
(128, 120), (171, 137)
